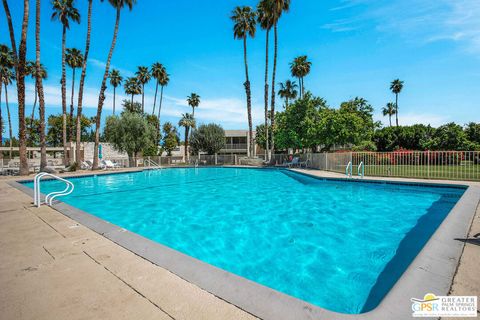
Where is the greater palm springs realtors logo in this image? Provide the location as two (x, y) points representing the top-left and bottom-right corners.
(411, 293), (477, 317)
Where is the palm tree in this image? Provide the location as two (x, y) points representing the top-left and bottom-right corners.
(157, 71), (169, 123)
(269, 0), (290, 158)
(278, 80), (297, 108)
(390, 79), (404, 127)
(3, 0), (30, 175)
(257, 0), (274, 160)
(108, 69), (122, 115)
(290, 55), (312, 98)
(151, 62), (165, 115)
(382, 102), (396, 127)
(51, 0), (80, 166)
(135, 66), (150, 113)
(231, 6), (256, 157)
(0, 44), (14, 160)
(35, 0), (47, 171)
(93, 0), (136, 170)
(1, 68), (15, 158)
(65, 47), (83, 142)
(26, 61), (47, 131)
(178, 113), (195, 162)
(187, 93), (200, 117)
(124, 76), (141, 104)
(75, 0), (93, 165)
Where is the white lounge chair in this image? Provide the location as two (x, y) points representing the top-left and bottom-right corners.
(102, 160), (121, 170)
(287, 157), (300, 168)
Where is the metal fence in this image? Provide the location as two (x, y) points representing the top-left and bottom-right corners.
(301, 151), (480, 181)
(2, 151), (479, 181)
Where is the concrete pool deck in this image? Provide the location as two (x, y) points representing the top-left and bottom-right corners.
(1, 168), (479, 319)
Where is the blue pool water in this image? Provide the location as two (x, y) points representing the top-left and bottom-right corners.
(25, 168), (465, 314)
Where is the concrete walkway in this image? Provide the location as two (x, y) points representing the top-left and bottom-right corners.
(0, 175), (257, 320)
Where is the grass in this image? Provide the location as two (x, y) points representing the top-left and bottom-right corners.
(342, 165), (480, 181)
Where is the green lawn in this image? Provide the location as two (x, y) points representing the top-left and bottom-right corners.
(341, 165), (480, 181)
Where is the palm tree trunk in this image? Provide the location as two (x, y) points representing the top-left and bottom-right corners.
(243, 36), (253, 158)
(270, 23), (278, 158)
(141, 84), (144, 113)
(0, 79), (3, 161)
(298, 78), (301, 99)
(113, 86), (116, 115)
(69, 67), (76, 144)
(30, 85), (37, 129)
(5, 84), (12, 158)
(131, 94), (133, 104)
(301, 77), (305, 97)
(395, 94), (399, 127)
(76, 0), (92, 165)
(35, 0), (46, 171)
(263, 28), (270, 161)
(61, 24), (68, 166)
(152, 80), (158, 115)
(184, 127), (189, 161)
(4, 0), (29, 174)
(285, 97), (289, 108)
(157, 85), (164, 144)
(389, 115), (392, 127)
(93, 7), (121, 170)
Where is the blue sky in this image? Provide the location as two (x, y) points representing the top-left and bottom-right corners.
(1, 0), (479, 136)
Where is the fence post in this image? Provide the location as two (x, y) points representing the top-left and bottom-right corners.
(427, 151), (430, 179)
(324, 152), (328, 171)
(215, 153), (218, 165)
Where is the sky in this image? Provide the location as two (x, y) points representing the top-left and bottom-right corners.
(1, 0), (479, 137)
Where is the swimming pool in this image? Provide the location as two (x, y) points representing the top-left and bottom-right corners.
(24, 168), (466, 314)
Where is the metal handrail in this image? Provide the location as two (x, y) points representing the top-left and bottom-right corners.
(34, 172), (74, 207)
(345, 161), (352, 177)
(145, 158), (161, 168)
(358, 161), (364, 178)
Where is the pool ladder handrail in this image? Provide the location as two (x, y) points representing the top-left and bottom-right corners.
(345, 161), (352, 178)
(145, 158), (161, 168)
(33, 172), (74, 207)
(358, 161), (364, 178)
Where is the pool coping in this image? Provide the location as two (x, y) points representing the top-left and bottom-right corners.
(9, 168), (480, 320)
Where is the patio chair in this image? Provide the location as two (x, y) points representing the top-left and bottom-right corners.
(103, 160), (121, 170)
(287, 157), (300, 168)
(299, 159), (309, 168)
(81, 161), (92, 170)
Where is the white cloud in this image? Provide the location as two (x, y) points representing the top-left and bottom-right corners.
(324, 0), (480, 54)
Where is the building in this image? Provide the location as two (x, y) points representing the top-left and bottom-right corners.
(219, 130), (263, 158)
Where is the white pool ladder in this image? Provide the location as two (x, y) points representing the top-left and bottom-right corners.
(33, 172), (74, 207)
(358, 161), (365, 178)
(144, 158), (161, 168)
(345, 161), (352, 178)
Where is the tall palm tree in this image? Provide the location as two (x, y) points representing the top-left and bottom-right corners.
(1, 68), (15, 158)
(65, 47), (83, 142)
(187, 93), (200, 117)
(269, 0), (290, 158)
(157, 71), (169, 123)
(51, 0), (80, 166)
(35, 0), (47, 171)
(93, 0), (136, 170)
(278, 80), (297, 108)
(75, 0), (92, 165)
(390, 79), (404, 127)
(109, 69), (122, 115)
(231, 6), (256, 157)
(124, 76), (141, 104)
(26, 61), (47, 131)
(3, 0), (30, 175)
(257, 0), (274, 160)
(382, 102), (396, 127)
(178, 113), (195, 162)
(151, 62), (165, 115)
(135, 66), (150, 113)
(290, 55), (311, 98)
(0, 44), (14, 160)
